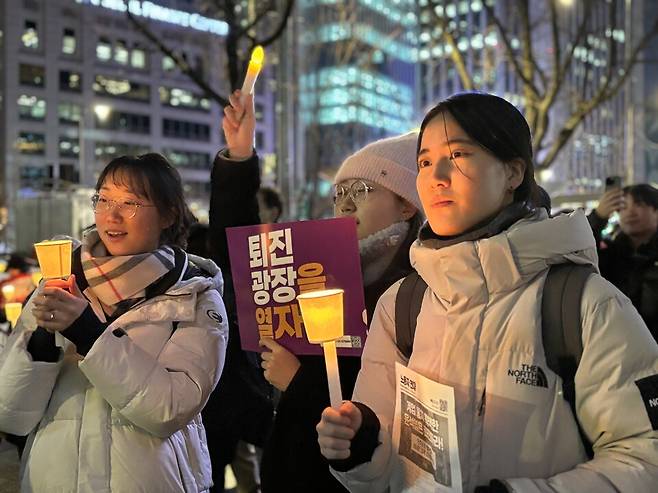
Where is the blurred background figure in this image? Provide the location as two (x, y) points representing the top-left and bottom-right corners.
(0, 254), (35, 309)
(589, 183), (658, 341)
(256, 187), (283, 225)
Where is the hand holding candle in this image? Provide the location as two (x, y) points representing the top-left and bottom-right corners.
(297, 289), (345, 409)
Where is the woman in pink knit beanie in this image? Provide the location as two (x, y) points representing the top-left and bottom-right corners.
(259, 129), (424, 492)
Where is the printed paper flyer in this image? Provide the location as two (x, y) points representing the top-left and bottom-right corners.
(393, 362), (462, 492)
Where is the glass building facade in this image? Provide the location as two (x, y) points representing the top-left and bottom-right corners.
(299, 0), (420, 185)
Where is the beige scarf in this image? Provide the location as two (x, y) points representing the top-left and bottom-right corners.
(81, 229), (175, 316)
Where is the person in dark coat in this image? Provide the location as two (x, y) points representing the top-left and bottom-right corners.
(588, 183), (658, 341)
(203, 90), (275, 493)
(211, 90), (424, 492)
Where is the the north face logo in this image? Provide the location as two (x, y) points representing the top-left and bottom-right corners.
(507, 364), (548, 388)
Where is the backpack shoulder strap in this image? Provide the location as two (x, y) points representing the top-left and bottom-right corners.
(542, 262), (596, 458)
(395, 271), (428, 359)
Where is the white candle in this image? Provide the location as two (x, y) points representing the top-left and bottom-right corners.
(240, 45), (265, 98)
(322, 340), (343, 409)
(297, 289), (345, 410)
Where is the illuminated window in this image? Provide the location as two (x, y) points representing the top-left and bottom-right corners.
(96, 37), (112, 61)
(131, 46), (146, 68)
(19, 63), (45, 87)
(59, 137), (80, 158)
(164, 149), (211, 169)
(95, 111), (151, 134)
(160, 87), (211, 111)
(62, 28), (76, 55)
(60, 70), (82, 92)
(94, 75), (150, 102)
(162, 56), (176, 72)
(94, 142), (148, 160)
(18, 94), (46, 120)
(115, 40), (129, 65)
(22, 20), (39, 49)
(17, 132), (45, 155)
(58, 102), (82, 124)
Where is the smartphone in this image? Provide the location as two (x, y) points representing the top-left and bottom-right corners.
(605, 175), (622, 191)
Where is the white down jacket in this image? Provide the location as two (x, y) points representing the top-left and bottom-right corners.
(333, 210), (658, 492)
(0, 253), (228, 492)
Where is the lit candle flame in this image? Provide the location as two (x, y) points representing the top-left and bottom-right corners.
(240, 45), (265, 97)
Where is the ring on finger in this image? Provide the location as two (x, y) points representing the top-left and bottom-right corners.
(49, 311), (55, 321)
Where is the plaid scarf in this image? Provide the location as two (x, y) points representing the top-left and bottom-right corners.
(80, 229), (176, 316)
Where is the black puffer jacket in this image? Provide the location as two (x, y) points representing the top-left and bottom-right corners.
(588, 211), (658, 341)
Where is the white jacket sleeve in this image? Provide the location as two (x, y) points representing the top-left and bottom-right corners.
(78, 289), (229, 438)
(505, 275), (658, 493)
(332, 283), (404, 493)
(0, 297), (64, 435)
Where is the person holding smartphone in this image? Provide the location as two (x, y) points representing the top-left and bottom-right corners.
(588, 180), (658, 341)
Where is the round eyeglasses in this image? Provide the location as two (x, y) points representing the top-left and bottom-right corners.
(333, 180), (375, 205)
(91, 194), (156, 219)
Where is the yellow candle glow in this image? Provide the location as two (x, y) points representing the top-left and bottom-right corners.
(31, 271), (43, 287)
(240, 45), (265, 97)
(34, 240), (72, 279)
(34, 240), (74, 291)
(1, 284), (16, 303)
(297, 289), (345, 408)
(4, 302), (21, 329)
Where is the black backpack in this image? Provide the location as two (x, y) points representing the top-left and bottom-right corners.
(394, 263), (596, 458)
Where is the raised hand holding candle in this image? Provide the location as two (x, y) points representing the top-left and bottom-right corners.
(34, 240), (74, 291)
(240, 45), (265, 101)
(297, 289), (344, 409)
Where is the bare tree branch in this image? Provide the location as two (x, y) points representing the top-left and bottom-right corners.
(255, 0), (296, 47)
(123, 2), (229, 106)
(558, 0), (593, 79)
(482, 1), (542, 95)
(538, 15), (658, 168)
(232, 0), (277, 39)
(429, 4), (474, 90)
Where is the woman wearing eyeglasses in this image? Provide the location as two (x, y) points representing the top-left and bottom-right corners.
(202, 89), (422, 493)
(0, 153), (228, 492)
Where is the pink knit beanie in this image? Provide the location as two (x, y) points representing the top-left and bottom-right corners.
(334, 132), (421, 211)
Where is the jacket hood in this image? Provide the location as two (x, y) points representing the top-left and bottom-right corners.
(410, 209), (598, 303)
(173, 253), (224, 296)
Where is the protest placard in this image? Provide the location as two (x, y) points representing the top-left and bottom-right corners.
(227, 217), (367, 356)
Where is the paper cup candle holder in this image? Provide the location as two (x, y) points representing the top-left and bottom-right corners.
(296, 288), (345, 409)
(34, 240), (74, 291)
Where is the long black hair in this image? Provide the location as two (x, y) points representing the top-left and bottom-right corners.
(95, 153), (195, 248)
(418, 92), (543, 207)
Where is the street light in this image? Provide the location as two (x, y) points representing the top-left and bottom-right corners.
(79, 103), (112, 186)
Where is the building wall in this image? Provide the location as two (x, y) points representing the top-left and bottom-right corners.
(1, 0), (277, 247)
